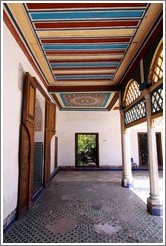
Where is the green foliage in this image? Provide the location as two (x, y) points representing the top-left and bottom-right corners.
(78, 134), (96, 154)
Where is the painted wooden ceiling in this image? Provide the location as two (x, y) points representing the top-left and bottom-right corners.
(4, 2), (163, 110)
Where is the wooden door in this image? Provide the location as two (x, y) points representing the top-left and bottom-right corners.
(17, 73), (36, 217)
(44, 100), (56, 187)
(18, 125), (30, 214)
(156, 132), (163, 166)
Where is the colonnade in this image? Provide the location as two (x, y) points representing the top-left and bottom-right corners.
(120, 88), (163, 216)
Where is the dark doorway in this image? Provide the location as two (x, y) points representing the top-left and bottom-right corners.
(138, 133), (149, 166)
(156, 132), (163, 166)
(75, 133), (99, 167)
(33, 142), (43, 194)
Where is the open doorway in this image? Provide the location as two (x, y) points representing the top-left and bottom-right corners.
(75, 133), (99, 167)
(138, 133), (149, 166)
(138, 132), (163, 167)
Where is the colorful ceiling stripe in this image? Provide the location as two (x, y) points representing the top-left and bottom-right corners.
(5, 2), (158, 111)
(24, 2), (149, 88)
(41, 37), (132, 43)
(55, 74), (114, 81)
(29, 10), (145, 21)
(26, 3), (148, 10)
(42, 44), (129, 50)
(34, 20), (140, 30)
(50, 62), (120, 68)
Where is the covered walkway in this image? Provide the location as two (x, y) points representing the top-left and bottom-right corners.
(3, 170), (163, 244)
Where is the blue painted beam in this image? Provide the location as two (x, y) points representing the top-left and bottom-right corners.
(50, 62), (120, 68)
(30, 10), (144, 21)
(43, 44), (128, 50)
(55, 74), (114, 80)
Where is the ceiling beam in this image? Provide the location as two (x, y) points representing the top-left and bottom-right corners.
(48, 85), (120, 92)
(26, 3), (148, 10)
(41, 38), (131, 44)
(36, 21), (138, 30)
(45, 50), (125, 55)
(107, 92), (119, 110)
(51, 94), (62, 109)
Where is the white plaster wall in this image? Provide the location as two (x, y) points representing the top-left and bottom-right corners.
(50, 135), (55, 174)
(50, 107), (60, 174)
(57, 110), (122, 166)
(2, 23), (51, 223)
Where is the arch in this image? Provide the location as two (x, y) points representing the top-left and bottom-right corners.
(123, 79), (141, 107)
(148, 39), (163, 84)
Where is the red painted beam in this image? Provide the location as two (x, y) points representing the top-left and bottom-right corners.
(49, 58), (122, 63)
(34, 20), (139, 29)
(55, 73), (115, 76)
(48, 85), (120, 92)
(27, 3), (148, 10)
(45, 50), (125, 55)
(52, 67), (117, 71)
(55, 78), (113, 81)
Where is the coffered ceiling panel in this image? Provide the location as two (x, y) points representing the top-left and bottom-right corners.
(54, 92), (114, 111)
(4, 2), (163, 110)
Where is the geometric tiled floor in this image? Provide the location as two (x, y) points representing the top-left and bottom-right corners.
(3, 171), (163, 244)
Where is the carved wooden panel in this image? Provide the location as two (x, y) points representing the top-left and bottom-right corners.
(44, 100), (56, 187)
(23, 73), (36, 124)
(44, 130), (55, 187)
(25, 121), (35, 206)
(18, 125), (30, 216)
(45, 100), (56, 131)
(28, 85), (35, 117)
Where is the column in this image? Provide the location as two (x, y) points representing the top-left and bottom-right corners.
(120, 109), (133, 188)
(144, 89), (162, 215)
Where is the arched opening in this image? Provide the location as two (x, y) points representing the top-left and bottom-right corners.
(123, 79), (141, 107)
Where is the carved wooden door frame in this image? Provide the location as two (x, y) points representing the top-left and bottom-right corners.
(18, 73), (56, 217)
(18, 73), (36, 217)
(44, 100), (56, 187)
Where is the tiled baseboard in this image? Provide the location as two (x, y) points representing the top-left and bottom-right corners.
(58, 166), (163, 171)
(58, 165), (122, 171)
(3, 209), (17, 233)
